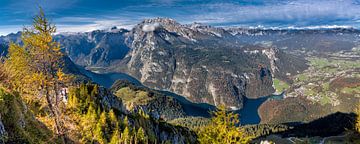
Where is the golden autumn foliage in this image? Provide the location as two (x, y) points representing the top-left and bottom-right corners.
(2, 8), (72, 142)
(67, 83), (155, 144)
(197, 106), (253, 144)
(0, 7), (257, 144)
(355, 102), (360, 134)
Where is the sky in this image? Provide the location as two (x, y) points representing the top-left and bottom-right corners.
(1, 0), (360, 36)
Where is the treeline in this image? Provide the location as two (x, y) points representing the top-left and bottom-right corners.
(169, 117), (210, 130)
(243, 124), (290, 138)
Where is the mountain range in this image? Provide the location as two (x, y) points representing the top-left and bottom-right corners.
(1, 17), (359, 117)
(2, 17), (360, 143)
(51, 18), (307, 110)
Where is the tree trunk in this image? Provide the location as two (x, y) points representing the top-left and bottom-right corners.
(45, 86), (66, 144)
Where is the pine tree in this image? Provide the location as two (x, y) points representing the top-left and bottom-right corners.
(197, 106), (252, 144)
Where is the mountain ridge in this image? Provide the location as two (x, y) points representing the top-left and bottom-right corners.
(0, 18), (313, 109)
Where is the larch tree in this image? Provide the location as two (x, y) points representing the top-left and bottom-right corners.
(3, 8), (72, 142)
(121, 126), (131, 144)
(109, 128), (121, 144)
(0, 57), (8, 86)
(197, 106), (253, 144)
(355, 102), (360, 134)
(136, 127), (147, 143)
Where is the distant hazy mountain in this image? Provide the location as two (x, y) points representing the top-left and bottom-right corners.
(54, 29), (130, 67)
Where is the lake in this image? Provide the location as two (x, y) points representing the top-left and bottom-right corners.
(237, 94), (283, 124)
(81, 69), (281, 125)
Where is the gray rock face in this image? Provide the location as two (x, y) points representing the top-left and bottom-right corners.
(55, 29), (130, 67)
(0, 18), (307, 110)
(118, 18), (299, 109)
(0, 116), (7, 144)
(55, 18), (306, 109)
(96, 86), (126, 113)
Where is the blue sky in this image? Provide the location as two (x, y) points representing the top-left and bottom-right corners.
(1, 0), (360, 35)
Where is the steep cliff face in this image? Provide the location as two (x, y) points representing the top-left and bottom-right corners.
(0, 19), (307, 110)
(0, 44), (7, 56)
(0, 32), (22, 56)
(55, 29), (130, 67)
(117, 18), (303, 109)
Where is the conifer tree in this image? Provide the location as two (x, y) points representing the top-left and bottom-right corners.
(68, 88), (80, 111)
(123, 116), (129, 127)
(0, 55), (4, 76)
(355, 102), (360, 134)
(121, 126), (131, 144)
(91, 84), (99, 97)
(109, 109), (119, 133)
(81, 104), (98, 142)
(95, 121), (106, 144)
(3, 8), (72, 142)
(109, 128), (121, 144)
(97, 111), (109, 142)
(136, 127), (147, 143)
(197, 106), (252, 144)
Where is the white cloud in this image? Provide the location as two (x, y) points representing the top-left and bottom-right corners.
(2, 0), (360, 36)
(0, 18), (136, 36)
(56, 19), (135, 34)
(142, 23), (161, 32)
(0, 25), (22, 36)
(188, 0), (360, 27)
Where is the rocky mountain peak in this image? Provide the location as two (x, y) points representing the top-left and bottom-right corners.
(0, 18), (309, 110)
(142, 18), (180, 26)
(133, 18), (182, 33)
(129, 18), (238, 46)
